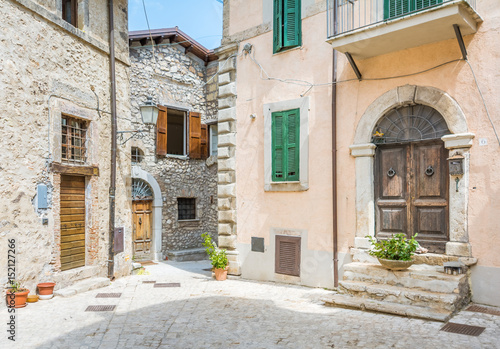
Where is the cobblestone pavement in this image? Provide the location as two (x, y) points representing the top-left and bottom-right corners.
(3, 261), (500, 348)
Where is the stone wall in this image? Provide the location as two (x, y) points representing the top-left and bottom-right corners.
(0, 0), (131, 292)
(129, 40), (218, 257)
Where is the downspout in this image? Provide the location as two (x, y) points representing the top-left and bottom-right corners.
(107, 0), (117, 279)
(332, 0), (339, 288)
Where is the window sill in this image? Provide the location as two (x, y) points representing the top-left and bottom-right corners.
(264, 181), (309, 192)
(178, 219), (201, 228)
(273, 45), (303, 56)
(166, 154), (189, 160)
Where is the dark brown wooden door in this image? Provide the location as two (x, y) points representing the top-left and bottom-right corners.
(132, 200), (152, 258)
(375, 140), (448, 253)
(60, 175), (86, 271)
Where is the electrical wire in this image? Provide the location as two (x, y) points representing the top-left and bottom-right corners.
(465, 59), (500, 146)
(141, 0), (157, 65)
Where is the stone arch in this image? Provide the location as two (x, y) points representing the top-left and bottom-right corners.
(349, 85), (474, 257)
(131, 166), (163, 261)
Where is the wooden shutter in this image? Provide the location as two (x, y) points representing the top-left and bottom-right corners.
(156, 106), (167, 156)
(272, 112), (285, 181)
(286, 109), (300, 181)
(385, 0), (410, 19)
(283, 0), (301, 48)
(189, 112), (202, 159)
(201, 124), (208, 160)
(275, 235), (300, 276)
(273, 0), (283, 53)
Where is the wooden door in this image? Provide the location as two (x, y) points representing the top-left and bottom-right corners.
(60, 175), (86, 271)
(375, 140), (448, 253)
(132, 200), (152, 258)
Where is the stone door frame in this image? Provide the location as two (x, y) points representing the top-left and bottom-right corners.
(132, 166), (163, 261)
(349, 85), (474, 257)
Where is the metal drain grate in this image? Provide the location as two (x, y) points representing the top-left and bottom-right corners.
(95, 293), (122, 298)
(142, 281), (156, 284)
(466, 305), (500, 316)
(202, 268), (213, 271)
(154, 283), (181, 288)
(85, 305), (116, 312)
(441, 322), (485, 336)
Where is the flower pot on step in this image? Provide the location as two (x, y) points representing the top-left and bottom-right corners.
(6, 289), (30, 308)
(377, 257), (414, 270)
(214, 267), (228, 281)
(37, 282), (56, 300)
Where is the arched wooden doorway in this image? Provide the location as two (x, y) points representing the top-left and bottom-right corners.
(373, 104), (450, 253)
(132, 179), (153, 260)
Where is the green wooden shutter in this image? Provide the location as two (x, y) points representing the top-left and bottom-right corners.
(285, 109), (300, 181)
(283, 0), (301, 48)
(273, 0), (283, 53)
(384, 0), (410, 20)
(272, 112), (285, 181)
(415, 0), (442, 11)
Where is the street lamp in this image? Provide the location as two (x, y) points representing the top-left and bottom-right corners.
(139, 96), (159, 125)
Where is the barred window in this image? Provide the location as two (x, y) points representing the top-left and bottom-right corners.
(131, 147), (144, 164)
(62, 115), (87, 164)
(177, 198), (196, 220)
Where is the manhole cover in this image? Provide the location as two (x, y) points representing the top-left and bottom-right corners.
(154, 283), (181, 288)
(85, 305), (116, 312)
(142, 281), (156, 284)
(466, 305), (500, 316)
(95, 293), (122, 298)
(440, 322), (485, 336)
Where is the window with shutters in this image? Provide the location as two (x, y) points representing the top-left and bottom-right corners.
(155, 107), (209, 159)
(272, 109), (300, 182)
(384, 0), (443, 20)
(275, 235), (301, 276)
(273, 0), (302, 53)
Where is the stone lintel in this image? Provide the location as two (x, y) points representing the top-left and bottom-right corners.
(442, 133), (475, 149)
(350, 143), (376, 157)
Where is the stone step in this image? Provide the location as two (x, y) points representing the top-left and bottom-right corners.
(343, 262), (467, 294)
(54, 277), (110, 298)
(322, 294), (453, 322)
(167, 248), (207, 262)
(339, 280), (465, 312)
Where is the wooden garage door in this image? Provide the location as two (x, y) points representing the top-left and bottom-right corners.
(60, 175), (86, 271)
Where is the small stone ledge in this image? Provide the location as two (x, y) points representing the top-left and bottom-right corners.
(54, 277), (110, 298)
(167, 248), (207, 262)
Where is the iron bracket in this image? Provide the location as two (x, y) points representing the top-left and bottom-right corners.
(453, 24), (468, 61)
(345, 52), (362, 81)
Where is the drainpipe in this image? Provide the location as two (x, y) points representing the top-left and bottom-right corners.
(332, 0), (339, 288)
(107, 0), (117, 279)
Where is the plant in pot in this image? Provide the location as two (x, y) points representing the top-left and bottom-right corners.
(37, 282), (56, 300)
(202, 233), (229, 281)
(5, 280), (29, 308)
(366, 233), (419, 270)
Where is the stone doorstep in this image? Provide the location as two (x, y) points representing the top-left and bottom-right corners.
(323, 294), (453, 322)
(167, 248), (207, 262)
(339, 280), (462, 312)
(54, 277), (110, 298)
(343, 263), (467, 294)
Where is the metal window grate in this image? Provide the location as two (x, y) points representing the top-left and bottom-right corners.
(85, 305), (116, 312)
(440, 322), (485, 336)
(466, 305), (500, 316)
(178, 198), (196, 220)
(95, 293), (122, 298)
(131, 147), (144, 163)
(154, 283), (181, 288)
(62, 115), (88, 164)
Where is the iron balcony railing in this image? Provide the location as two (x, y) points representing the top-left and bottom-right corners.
(327, 0), (477, 38)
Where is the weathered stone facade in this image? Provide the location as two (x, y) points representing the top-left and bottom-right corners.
(129, 31), (218, 259)
(0, 0), (132, 293)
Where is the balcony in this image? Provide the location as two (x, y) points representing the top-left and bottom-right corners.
(327, 0), (481, 59)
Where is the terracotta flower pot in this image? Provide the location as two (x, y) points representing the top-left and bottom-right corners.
(377, 257), (414, 270)
(214, 267), (228, 281)
(37, 282), (56, 296)
(6, 289), (30, 308)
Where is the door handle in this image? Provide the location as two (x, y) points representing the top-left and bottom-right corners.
(425, 166), (434, 176)
(387, 167), (396, 178)
(139, 217), (142, 225)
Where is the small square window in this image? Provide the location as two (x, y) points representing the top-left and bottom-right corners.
(177, 198), (196, 220)
(62, 115), (88, 164)
(131, 147), (144, 164)
(209, 124), (218, 157)
(62, 0), (78, 27)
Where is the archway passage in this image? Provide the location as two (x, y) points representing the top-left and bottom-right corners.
(373, 105), (450, 253)
(132, 179), (153, 260)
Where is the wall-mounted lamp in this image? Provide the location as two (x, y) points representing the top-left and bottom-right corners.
(139, 96), (159, 125)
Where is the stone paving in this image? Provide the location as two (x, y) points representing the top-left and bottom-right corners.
(2, 261), (500, 348)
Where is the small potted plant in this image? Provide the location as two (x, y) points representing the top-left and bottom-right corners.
(5, 280), (30, 308)
(202, 233), (229, 281)
(37, 282), (56, 300)
(366, 233), (419, 270)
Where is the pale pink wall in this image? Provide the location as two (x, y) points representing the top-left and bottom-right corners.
(229, 0), (263, 36)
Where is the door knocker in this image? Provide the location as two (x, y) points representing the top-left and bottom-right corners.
(139, 217), (142, 225)
(425, 166), (434, 177)
(387, 167), (396, 178)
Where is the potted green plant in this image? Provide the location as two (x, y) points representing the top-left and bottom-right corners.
(5, 280), (30, 308)
(366, 233), (419, 270)
(202, 233), (229, 281)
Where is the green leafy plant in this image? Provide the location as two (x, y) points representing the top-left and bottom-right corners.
(7, 280), (28, 293)
(201, 233), (228, 270)
(366, 233), (419, 261)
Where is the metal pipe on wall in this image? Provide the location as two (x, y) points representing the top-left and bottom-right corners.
(332, 0), (339, 288)
(107, 0), (117, 279)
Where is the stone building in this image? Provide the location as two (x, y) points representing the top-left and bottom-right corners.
(217, 0), (500, 318)
(128, 28), (219, 261)
(0, 0), (132, 292)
